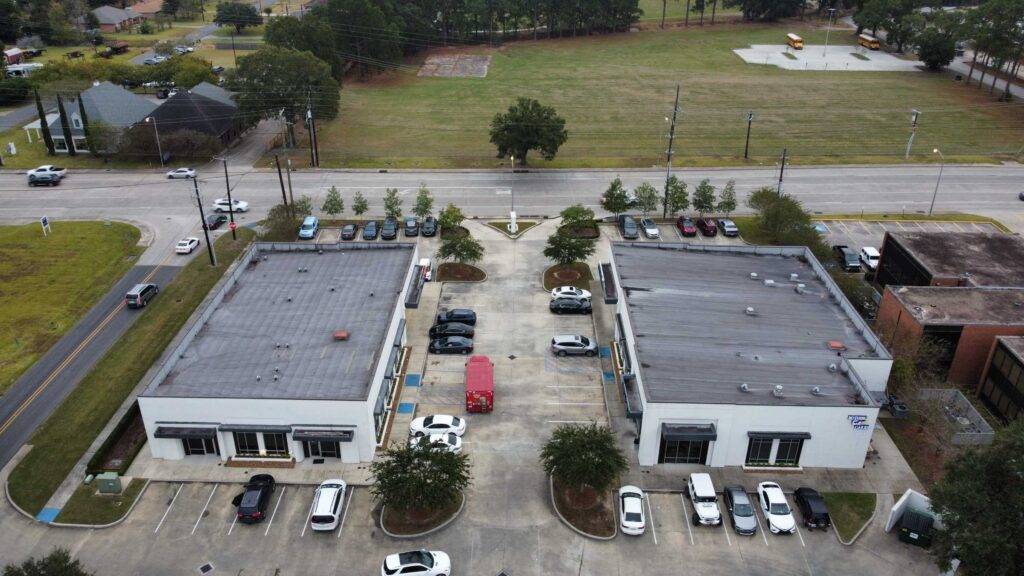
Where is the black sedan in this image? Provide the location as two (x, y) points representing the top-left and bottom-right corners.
(436, 308), (476, 326)
(340, 224), (358, 240)
(362, 220), (379, 240)
(428, 336), (474, 355)
(381, 217), (398, 240)
(404, 217), (420, 237)
(550, 297), (592, 315)
(794, 487), (831, 530)
(235, 474), (276, 524)
(421, 216), (438, 237)
(429, 322), (475, 339)
(204, 214), (228, 230)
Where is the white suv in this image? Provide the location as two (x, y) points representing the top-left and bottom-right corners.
(310, 479), (347, 532)
(687, 473), (722, 526)
(859, 246), (880, 271)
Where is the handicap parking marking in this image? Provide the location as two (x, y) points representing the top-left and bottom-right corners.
(191, 485), (218, 535)
(264, 486), (287, 536)
(337, 487), (354, 539)
(154, 483), (183, 534)
(679, 494), (695, 546)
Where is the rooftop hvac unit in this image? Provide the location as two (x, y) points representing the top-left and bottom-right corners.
(749, 272), (759, 280)
(795, 283), (807, 294)
(790, 273), (799, 281)
(763, 279), (775, 287)
(772, 385), (784, 398)
(745, 306), (758, 316)
(738, 383), (750, 393)
(828, 363), (838, 373)
(811, 386), (824, 396)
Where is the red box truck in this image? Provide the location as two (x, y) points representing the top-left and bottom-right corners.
(465, 355), (494, 413)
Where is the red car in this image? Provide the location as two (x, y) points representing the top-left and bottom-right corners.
(676, 217), (697, 237)
(696, 217), (718, 237)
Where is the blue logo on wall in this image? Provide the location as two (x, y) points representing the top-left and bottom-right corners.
(848, 414), (870, 431)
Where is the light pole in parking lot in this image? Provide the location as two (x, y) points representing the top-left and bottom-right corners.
(823, 8), (837, 58)
(145, 116), (163, 166)
(929, 148), (944, 216)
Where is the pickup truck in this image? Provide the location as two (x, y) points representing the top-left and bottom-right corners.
(832, 245), (861, 272)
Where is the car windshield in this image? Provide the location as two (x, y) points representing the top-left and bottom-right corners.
(695, 495), (716, 503)
(734, 503), (754, 517)
(311, 514), (335, 524)
(770, 502), (790, 515)
(301, 223), (314, 230)
(398, 551), (432, 568)
(451, 417), (461, 425)
(579, 336), (590, 345)
(423, 416), (434, 426)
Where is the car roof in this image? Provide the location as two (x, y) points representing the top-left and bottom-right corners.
(313, 482), (344, 514)
(726, 485), (750, 500)
(127, 283), (153, 294)
(553, 334), (583, 343)
(862, 247), (880, 256)
(302, 216), (317, 224)
(689, 473), (715, 494)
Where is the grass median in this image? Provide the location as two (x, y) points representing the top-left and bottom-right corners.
(7, 229), (254, 516)
(822, 492), (876, 542)
(0, 221), (143, 395)
(55, 478), (146, 525)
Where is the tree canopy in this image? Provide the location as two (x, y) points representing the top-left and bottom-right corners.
(692, 179), (717, 215)
(370, 441), (471, 513)
(489, 97), (568, 166)
(663, 175), (689, 217)
(3, 548), (93, 576)
(264, 15), (344, 79)
(321, 186), (344, 216)
(437, 235), (484, 264)
(383, 187), (402, 219)
(633, 182), (660, 216)
(724, 0), (803, 21)
(540, 422), (627, 494)
(214, 2), (262, 33)
(544, 233), (596, 266)
(413, 185), (434, 218)
(600, 177), (631, 216)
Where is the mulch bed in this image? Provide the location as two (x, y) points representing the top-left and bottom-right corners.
(437, 262), (485, 282)
(543, 262), (593, 291)
(552, 478), (615, 538)
(100, 411), (147, 471)
(381, 496), (462, 536)
(440, 226), (470, 239)
(559, 224), (600, 239)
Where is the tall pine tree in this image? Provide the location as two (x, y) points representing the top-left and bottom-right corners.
(34, 89), (54, 156)
(56, 94), (75, 156)
(76, 93), (91, 154)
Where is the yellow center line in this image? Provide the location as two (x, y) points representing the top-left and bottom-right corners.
(0, 249), (177, 437)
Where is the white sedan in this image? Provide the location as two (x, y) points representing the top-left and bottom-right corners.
(175, 237), (200, 254)
(550, 286), (592, 301)
(381, 550), (450, 576)
(27, 165), (66, 179)
(409, 433), (462, 454)
(409, 415), (466, 437)
(757, 481), (797, 534)
(618, 485), (646, 535)
(167, 167), (196, 179)
(212, 198), (249, 213)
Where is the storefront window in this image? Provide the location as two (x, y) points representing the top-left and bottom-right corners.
(263, 432), (289, 457)
(233, 432), (259, 456)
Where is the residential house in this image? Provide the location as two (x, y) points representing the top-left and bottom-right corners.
(188, 82), (237, 109)
(40, 81), (158, 154)
(143, 89), (241, 147)
(130, 0), (166, 18)
(3, 47), (23, 65)
(91, 6), (144, 33)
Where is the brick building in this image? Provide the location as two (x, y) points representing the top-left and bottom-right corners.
(875, 231), (1024, 289)
(977, 336), (1024, 422)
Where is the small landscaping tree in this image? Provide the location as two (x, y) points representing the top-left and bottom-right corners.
(438, 203), (466, 234)
(746, 186), (827, 257)
(352, 191), (368, 216)
(370, 441), (471, 516)
(3, 548), (93, 576)
(559, 204), (595, 231)
(600, 177), (631, 216)
(34, 89), (54, 156)
(716, 179), (737, 217)
(321, 185), (344, 217)
(214, 1), (262, 33)
(55, 94), (75, 156)
(540, 422), (627, 507)
(663, 174), (689, 217)
(489, 97), (568, 166)
(633, 182), (659, 217)
(413, 184), (433, 219)
(383, 187), (402, 219)
(437, 234), (484, 264)
(692, 178), (716, 216)
(544, 233), (596, 266)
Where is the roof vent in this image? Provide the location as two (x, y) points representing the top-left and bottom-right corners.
(763, 279), (775, 287)
(827, 340), (847, 352)
(789, 273), (799, 281)
(286, 297), (292, 302)
(739, 383), (750, 393)
(772, 385), (784, 398)
(273, 374), (279, 381)
(795, 283), (807, 294)
(811, 386), (824, 396)
(749, 272), (759, 281)
(318, 249), (323, 255)
(256, 374), (261, 381)
(333, 330), (350, 341)
(828, 363), (838, 373)
(745, 306), (758, 316)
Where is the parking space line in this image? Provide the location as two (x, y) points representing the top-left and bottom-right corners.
(836, 221), (850, 234)
(545, 402), (605, 406)
(227, 509), (239, 535)
(722, 520), (732, 546)
(264, 487), (286, 536)
(679, 494), (695, 546)
(153, 483), (183, 534)
(896, 221), (907, 230)
(857, 221), (871, 233)
(191, 485), (218, 535)
(300, 489), (316, 538)
(751, 498), (769, 546)
(645, 494), (658, 545)
(914, 221), (927, 230)
(953, 222), (965, 232)
(970, 222), (984, 231)
(337, 488), (354, 539)
(546, 385), (602, 389)
(795, 524), (807, 547)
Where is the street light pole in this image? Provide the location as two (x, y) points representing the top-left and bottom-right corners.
(929, 148), (944, 216)
(743, 111), (754, 159)
(777, 147), (788, 194)
(662, 84), (680, 218)
(146, 116), (163, 166)
(905, 109), (920, 159)
(823, 8), (836, 58)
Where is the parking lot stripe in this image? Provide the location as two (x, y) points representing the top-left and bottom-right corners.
(264, 487), (286, 536)
(679, 495), (695, 546)
(837, 221), (850, 233)
(191, 485), (217, 535)
(336, 488), (354, 539)
(722, 520), (732, 547)
(645, 494), (658, 545)
(751, 499), (769, 546)
(795, 524), (807, 547)
(153, 483), (183, 534)
(546, 385), (602, 389)
(300, 489), (316, 538)
(227, 509), (239, 535)
(953, 222), (965, 232)
(896, 221), (907, 230)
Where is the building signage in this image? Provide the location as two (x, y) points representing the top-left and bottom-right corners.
(848, 414), (870, 431)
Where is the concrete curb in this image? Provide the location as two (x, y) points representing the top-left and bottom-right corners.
(834, 494), (881, 546)
(548, 476), (616, 541)
(4, 478), (38, 524)
(379, 492), (465, 539)
(482, 221), (541, 240)
(47, 479), (152, 530)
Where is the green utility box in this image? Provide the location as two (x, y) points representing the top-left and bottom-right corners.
(95, 472), (123, 495)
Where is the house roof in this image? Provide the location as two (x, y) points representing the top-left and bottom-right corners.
(130, 0), (164, 15)
(4, 47), (22, 57)
(144, 244), (416, 401)
(189, 82), (237, 108)
(46, 82), (158, 135)
(147, 91), (237, 137)
(92, 5), (141, 25)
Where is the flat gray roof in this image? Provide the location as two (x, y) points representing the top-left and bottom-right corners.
(889, 286), (1024, 326)
(612, 244), (878, 407)
(888, 231), (1024, 287)
(146, 245), (413, 401)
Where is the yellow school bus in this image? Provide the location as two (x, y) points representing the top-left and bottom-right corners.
(786, 33), (804, 50)
(858, 34), (881, 50)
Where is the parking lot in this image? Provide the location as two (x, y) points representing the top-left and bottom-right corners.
(819, 218), (1001, 251)
(605, 219), (746, 246)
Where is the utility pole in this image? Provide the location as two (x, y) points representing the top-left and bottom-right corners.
(743, 111), (754, 160)
(822, 8), (836, 58)
(308, 96), (320, 167)
(230, 32), (237, 68)
(662, 84), (681, 219)
(221, 157), (236, 240)
(929, 148), (944, 216)
(306, 93), (316, 167)
(193, 178), (217, 267)
(274, 154), (289, 214)
(904, 109), (920, 160)
(285, 158), (295, 207)
(777, 148), (788, 195)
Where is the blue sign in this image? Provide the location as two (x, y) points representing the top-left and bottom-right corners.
(848, 414), (870, 431)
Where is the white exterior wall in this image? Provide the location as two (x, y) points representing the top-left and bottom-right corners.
(636, 402), (879, 468)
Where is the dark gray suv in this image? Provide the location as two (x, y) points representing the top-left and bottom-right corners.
(723, 485), (758, 536)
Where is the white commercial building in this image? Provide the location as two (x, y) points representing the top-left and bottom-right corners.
(138, 242), (421, 465)
(601, 243), (892, 469)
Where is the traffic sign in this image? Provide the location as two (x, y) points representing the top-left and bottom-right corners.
(40, 215), (51, 236)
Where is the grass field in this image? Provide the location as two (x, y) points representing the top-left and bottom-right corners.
(56, 478), (146, 525)
(303, 23), (1024, 169)
(193, 43), (256, 69)
(0, 222), (142, 396)
(7, 229), (254, 516)
(0, 127), (156, 169)
(822, 492), (876, 542)
(637, 0), (741, 22)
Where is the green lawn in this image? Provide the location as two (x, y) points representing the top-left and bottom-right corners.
(822, 492), (877, 542)
(304, 23), (1024, 168)
(7, 229), (254, 516)
(55, 478), (146, 525)
(193, 43), (255, 69)
(0, 127), (156, 169)
(638, 0), (741, 22)
(0, 222), (143, 395)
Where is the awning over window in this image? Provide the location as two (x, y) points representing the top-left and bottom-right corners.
(599, 262), (618, 304)
(154, 426), (216, 439)
(292, 429), (354, 443)
(747, 431), (812, 440)
(662, 423), (717, 442)
(622, 373), (643, 419)
(385, 345), (401, 379)
(218, 424), (291, 434)
(405, 267), (424, 308)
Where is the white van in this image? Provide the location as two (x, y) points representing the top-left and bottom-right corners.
(687, 473), (722, 526)
(310, 479), (347, 532)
